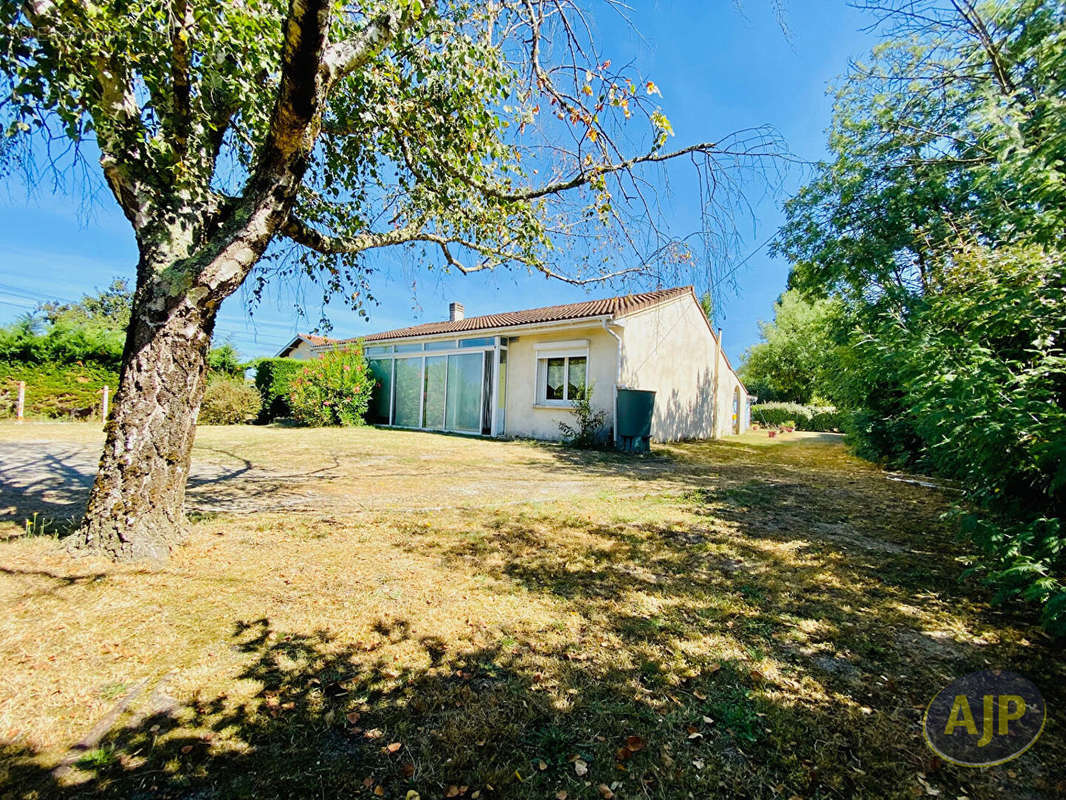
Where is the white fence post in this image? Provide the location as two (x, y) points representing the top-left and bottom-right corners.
(101, 385), (110, 422)
(16, 381), (25, 423)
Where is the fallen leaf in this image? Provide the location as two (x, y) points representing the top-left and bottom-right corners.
(598, 784), (614, 799)
(615, 747), (631, 762)
(625, 735), (645, 752)
(537, 760), (547, 771)
(556, 792), (568, 800)
(406, 792), (420, 800)
(180, 745), (193, 754)
(362, 777), (375, 788)
(364, 728), (383, 740)
(347, 711), (361, 724)
(702, 716), (714, 724)
(446, 786), (460, 798)
(386, 742), (402, 754)
(574, 759), (589, 777)
(693, 690), (707, 700)
(374, 786), (384, 797)
(402, 763), (415, 777)
(916, 775), (940, 796)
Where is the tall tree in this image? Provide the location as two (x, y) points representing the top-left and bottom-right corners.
(738, 289), (841, 404)
(775, 0), (1066, 631)
(2, 0), (780, 559)
(37, 278), (133, 330)
(777, 0), (1066, 306)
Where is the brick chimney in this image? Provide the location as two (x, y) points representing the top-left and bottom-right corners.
(449, 302), (464, 322)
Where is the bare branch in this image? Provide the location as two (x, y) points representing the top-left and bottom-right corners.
(280, 213), (644, 286)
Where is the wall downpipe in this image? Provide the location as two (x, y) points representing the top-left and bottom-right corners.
(712, 327), (722, 438)
(603, 319), (624, 447)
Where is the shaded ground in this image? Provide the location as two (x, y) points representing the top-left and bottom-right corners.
(0, 422), (717, 529)
(0, 424), (1062, 799)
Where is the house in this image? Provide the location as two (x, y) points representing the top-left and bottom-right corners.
(305, 286), (751, 442)
(274, 333), (340, 360)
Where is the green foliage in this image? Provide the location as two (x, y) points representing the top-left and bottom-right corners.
(288, 346), (373, 427)
(208, 344), (246, 378)
(0, 360), (116, 419)
(253, 358), (306, 421)
(558, 385), (608, 448)
(199, 376), (262, 425)
(775, 3), (1066, 633)
(875, 245), (1065, 634)
(750, 402), (847, 432)
(738, 290), (842, 404)
(36, 278), (133, 330)
(0, 318), (124, 370)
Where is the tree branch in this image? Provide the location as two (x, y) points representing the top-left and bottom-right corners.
(322, 7), (415, 87)
(442, 140), (727, 203)
(168, 0), (193, 156)
(21, 0), (151, 228)
(280, 212), (644, 286)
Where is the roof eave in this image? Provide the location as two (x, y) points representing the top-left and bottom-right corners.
(313, 314), (616, 350)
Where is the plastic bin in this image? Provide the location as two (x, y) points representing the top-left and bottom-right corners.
(616, 388), (655, 453)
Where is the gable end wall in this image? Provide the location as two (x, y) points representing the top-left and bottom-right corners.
(617, 294), (748, 441)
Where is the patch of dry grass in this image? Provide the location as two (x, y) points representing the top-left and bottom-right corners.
(0, 425), (1062, 799)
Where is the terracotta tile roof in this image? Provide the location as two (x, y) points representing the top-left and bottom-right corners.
(348, 286), (695, 343)
(299, 334), (339, 346)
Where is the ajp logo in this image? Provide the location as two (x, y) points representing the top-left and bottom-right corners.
(923, 670), (1045, 767)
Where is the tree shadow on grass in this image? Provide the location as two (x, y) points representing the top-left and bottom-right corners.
(390, 491), (1066, 800)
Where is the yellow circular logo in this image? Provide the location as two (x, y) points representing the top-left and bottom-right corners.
(923, 670), (1045, 767)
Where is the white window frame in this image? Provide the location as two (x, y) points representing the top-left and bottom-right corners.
(534, 340), (589, 407)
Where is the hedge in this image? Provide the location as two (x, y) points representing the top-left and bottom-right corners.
(750, 402), (848, 432)
(0, 321), (124, 370)
(0, 361), (118, 419)
(253, 357), (305, 421)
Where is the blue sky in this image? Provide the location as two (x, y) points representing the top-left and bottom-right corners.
(0, 1), (875, 365)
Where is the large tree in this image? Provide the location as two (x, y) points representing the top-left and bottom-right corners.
(738, 289), (841, 404)
(775, 0), (1066, 632)
(2, 0), (780, 559)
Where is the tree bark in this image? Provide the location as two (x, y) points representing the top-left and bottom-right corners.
(66, 266), (217, 561)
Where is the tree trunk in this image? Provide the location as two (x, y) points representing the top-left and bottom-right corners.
(66, 272), (217, 561)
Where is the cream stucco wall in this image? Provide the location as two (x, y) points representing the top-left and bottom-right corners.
(283, 339), (316, 360)
(614, 294), (748, 441)
(502, 323), (618, 440)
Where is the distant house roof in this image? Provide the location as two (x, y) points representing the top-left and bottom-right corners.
(346, 286), (695, 343)
(275, 333), (340, 357)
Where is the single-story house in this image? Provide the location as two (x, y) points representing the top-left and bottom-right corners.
(285, 286), (751, 442)
(274, 333), (340, 360)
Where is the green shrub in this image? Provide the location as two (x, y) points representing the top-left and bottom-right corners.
(199, 377), (262, 424)
(288, 345), (373, 427)
(558, 384), (608, 448)
(750, 402), (846, 432)
(0, 361), (117, 419)
(208, 344), (246, 378)
(0, 319), (124, 370)
(253, 358), (306, 421)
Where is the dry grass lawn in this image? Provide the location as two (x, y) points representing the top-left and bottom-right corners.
(0, 422), (1062, 799)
